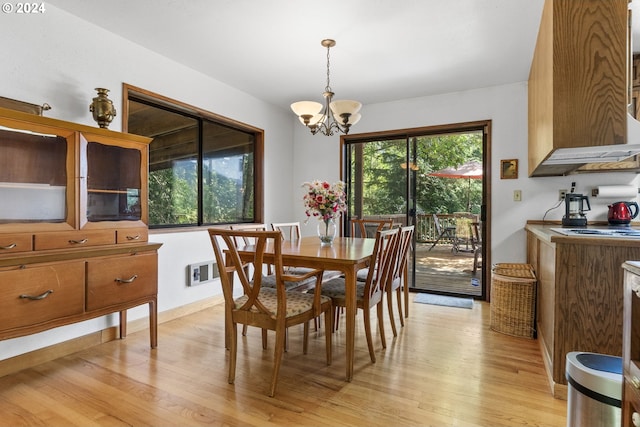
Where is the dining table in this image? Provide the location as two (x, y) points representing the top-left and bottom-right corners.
(230, 235), (376, 382)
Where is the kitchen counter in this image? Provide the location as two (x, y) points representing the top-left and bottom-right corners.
(526, 222), (640, 247)
(525, 221), (640, 399)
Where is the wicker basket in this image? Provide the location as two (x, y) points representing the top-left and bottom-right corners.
(492, 263), (535, 277)
(490, 265), (537, 339)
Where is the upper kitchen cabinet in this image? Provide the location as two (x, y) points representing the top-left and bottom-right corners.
(528, 0), (640, 177)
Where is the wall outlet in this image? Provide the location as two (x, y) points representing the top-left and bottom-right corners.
(559, 189), (568, 201)
(187, 260), (218, 286)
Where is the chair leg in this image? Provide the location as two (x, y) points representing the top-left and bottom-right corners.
(269, 326), (286, 397)
(387, 290), (398, 337)
(303, 322), (309, 355)
(396, 288), (404, 327)
(228, 322), (238, 385)
(377, 302), (386, 350)
(242, 324), (248, 336)
(262, 329), (268, 349)
(363, 307), (376, 363)
(404, 285), (409, 318)
(324, 307), (332, 365)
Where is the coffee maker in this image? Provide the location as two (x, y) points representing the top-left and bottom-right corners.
(562, 193), (591, 227)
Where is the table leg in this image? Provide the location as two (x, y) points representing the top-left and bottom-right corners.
(343, 267), (356, 381)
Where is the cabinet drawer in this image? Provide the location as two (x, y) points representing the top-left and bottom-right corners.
(34, 230), (115, 250)
(0, 233), (33, 254)
(86, 252), (157, 311)
(0, 261), (85, 330)
(116, 227), (148, 244)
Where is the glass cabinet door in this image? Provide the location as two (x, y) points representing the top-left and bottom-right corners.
(85, 140), (142, 222)
(0, 126), (70, 224)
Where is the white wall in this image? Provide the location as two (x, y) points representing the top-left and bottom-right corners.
(1, 5), (638, 359)
(0, 5), (295, 359)
(292, 84), (640, 262)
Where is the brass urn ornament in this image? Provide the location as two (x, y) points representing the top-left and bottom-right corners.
(89, 88), (116, 128)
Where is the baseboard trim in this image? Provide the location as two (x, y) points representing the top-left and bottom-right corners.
(0, 296), (223, 378)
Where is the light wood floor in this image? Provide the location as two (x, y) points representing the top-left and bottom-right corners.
(0, 298), (566, 427)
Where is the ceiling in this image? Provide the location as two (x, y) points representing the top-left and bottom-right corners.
(50, 0), (551, 110)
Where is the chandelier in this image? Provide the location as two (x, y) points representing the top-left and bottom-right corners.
(291, 39), (362, 136)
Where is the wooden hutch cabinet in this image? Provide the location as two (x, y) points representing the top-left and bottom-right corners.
(0, 107), (161, 348)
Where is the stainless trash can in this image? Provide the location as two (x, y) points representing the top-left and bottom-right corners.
(565, 351), (622, 427)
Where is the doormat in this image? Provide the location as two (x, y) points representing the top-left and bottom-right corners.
(413, 293), (474, 309)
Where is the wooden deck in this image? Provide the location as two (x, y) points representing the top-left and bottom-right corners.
(410, 242), (483, 297)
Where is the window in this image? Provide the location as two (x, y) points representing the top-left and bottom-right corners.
(124, 85), (263, 228)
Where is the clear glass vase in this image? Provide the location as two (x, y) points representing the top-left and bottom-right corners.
(317, 218), (337, 246)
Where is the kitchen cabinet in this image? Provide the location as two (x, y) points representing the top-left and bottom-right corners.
(526, 223), (640, 399)
(622, 261), (640, 427)
(528, 0), (637, 176)
(0, 107), (161, 348)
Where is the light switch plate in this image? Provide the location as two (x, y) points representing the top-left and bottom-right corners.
(513, 190), (522, 201)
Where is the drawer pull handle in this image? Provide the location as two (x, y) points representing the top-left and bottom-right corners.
(19, 289), (54, 300)
(126, 235), (141, 241)
(116, 275), (138, 284)
(69, 239), (88, 245)
(0, 243), (17, 250)
(632, 376), (640, 389)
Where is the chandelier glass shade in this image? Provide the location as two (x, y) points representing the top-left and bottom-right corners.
(291, 39), (362, 136)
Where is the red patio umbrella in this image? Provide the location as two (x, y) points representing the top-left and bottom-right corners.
(429, 160), (483, 211)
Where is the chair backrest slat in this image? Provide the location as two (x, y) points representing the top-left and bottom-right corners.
(365, 227), (400, 305)
(390, 226), (414, 290)
(351, 218), (394, 238)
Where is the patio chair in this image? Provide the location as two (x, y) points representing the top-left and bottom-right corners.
(208, 228), (332, 397)
(470, 222), (482, 274)
(428, 214), (458, 252)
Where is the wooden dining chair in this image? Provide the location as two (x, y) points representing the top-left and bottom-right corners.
(208, 228), (333, 397)
(321, 227), (399, 363)
(386, 225), (414, 337)
(350, 218), (394, 238)
(231, 223), (313, 341)
(271, 221), (302, 241)
(272, 221), (342, 282)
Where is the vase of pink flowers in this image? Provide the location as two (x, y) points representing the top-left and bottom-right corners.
(302, 180), (347, 246)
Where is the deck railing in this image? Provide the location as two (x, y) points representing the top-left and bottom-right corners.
(360, 213), (477, 244)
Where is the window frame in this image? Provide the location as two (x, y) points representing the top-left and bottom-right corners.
(122, 83), (264, 229)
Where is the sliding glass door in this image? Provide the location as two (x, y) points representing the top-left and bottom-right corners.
(343, 123), (487, 299)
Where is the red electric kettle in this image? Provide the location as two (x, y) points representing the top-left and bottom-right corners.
(608, 201), (639, 225)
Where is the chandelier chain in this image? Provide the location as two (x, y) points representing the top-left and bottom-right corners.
(325, 43), (332, 93)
